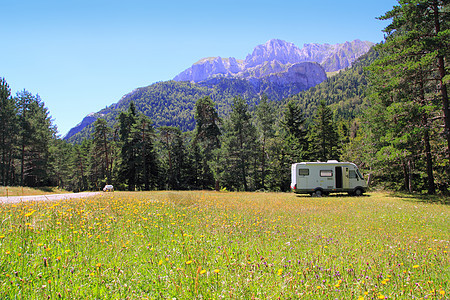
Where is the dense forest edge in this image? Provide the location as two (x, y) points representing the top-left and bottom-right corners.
(1, 0), (449, 198)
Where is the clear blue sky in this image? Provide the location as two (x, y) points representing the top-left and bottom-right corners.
(2, 0), (398, 136)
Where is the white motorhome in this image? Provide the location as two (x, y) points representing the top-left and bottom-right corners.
(291, 161), (367, 196)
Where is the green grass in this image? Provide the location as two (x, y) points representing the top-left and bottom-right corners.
(0, 186), (71, 197)
(0, 191), (448, 299)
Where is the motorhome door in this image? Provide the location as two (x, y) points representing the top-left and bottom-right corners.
(335, 166), (343, 189)
(343, 167), (349, 189)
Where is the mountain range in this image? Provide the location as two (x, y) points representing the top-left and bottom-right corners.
(173, 39), (374, 82)
(64, 39), (374, 142)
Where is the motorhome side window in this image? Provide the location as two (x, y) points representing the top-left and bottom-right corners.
(349, 170), (357, 179)
(320, 170), (333, 177)
(299, 169), (309, 176)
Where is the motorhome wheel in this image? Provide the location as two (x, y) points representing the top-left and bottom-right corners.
(354, 188), (363, 196)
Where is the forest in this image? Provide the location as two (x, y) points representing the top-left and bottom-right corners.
(0, 0), (449, 195)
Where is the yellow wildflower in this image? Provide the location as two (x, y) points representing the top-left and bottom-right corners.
(25, 210), (35, 217)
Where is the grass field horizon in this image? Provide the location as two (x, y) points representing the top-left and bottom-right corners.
(0, 191), (448, 299)
(0, 186), (71, 197)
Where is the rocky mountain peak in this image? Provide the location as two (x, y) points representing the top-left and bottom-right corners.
(244, 39), (304, 67)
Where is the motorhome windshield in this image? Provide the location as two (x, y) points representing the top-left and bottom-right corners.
(356, 169), (364, 180)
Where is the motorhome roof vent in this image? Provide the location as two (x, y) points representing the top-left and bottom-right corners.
(327, 160), (339, 163)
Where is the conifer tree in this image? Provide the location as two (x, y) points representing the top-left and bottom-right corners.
(186, 136), (203, 189)
(274, 100), (309, 191)
(116, 103), (158, 191)
(118, 102), (138, 190)
(134, 115), (158, 190)
(0, 78), (17, 186)
(159, 126), (187, 190)
(308, 101), (340, 162)
(91, 118), (112, 188)
(193, 96), (221, 189)
(49, 138), (73, 189)
(255, 95), (275, 189)
(71, 140), (90, 191)
(280, 100), (308, 162)
(220, 97), (258, 191)
(16, 90), (53, 186)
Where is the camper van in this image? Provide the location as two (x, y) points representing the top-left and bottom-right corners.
(291, 161), (367, 196)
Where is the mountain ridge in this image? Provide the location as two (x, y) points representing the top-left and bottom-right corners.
(64, 38), (373, 142)
(173, 39), (374, 83)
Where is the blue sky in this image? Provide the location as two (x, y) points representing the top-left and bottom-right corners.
(2, 0), (398, 136)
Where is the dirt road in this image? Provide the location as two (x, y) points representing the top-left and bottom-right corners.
(0, 192), (102, 204)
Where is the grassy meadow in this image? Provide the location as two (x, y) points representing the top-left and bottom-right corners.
(0, 191), (448, 299)
(0, 186), (70, 197)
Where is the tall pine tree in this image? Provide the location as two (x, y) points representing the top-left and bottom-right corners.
(255, 95), (276, 189)
(193, 96), (221, 190)
(133, 115), (158, 190)
(16, 91), (53, 186)
(220, 97), (258, 191)
(118, 102), (139, 190)
(0, 78), (17, 186)
(308, 100), (340, 162)
(90, 118), (112, 189)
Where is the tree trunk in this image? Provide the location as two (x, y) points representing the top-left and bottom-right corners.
(419, 71), (436, 195)
(408, 159), (413, 193)
(143, 123), (149, 191)
(424, 128), (436, 194)
(261, 136), (266, 189)
(103, 130), (109, 184)
(21, 142), (25, 186)
(403, 161), (409, 192)
(6, 152), (11, 186)
(239, 132), (248, 191)
(433, 0), (450, 162)
(78, 157), (84, 190)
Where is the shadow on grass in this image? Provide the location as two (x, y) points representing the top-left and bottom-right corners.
(391, 192), (449, 205)
(295, 193), (370, 198)
(37, 187), (56, 193)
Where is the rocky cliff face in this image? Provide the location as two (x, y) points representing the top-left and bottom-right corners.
(173, 39), (374, 83)
(174, 57), (245, 82)
(263, 62), (327, 88)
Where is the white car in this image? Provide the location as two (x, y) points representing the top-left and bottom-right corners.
(103, 185), (114, 192)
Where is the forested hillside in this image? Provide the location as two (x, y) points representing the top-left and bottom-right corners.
(284, 49), (378, 121)
(65, 69), (327, 144)
(65, 80), (255, 144)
